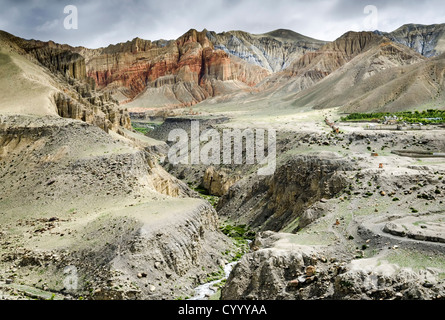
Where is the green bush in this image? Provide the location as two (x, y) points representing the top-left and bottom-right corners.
(341, 109), (445, 124)
(220, 224), (255, 241)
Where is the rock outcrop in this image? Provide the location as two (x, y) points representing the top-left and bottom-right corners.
(209, 29), (327, 73)
(202, 166), (241, 197)
(218, 153), (352, 232)
(0, 31), (132, 134)
(28, 47), (86, 80)
(2, 31), (87, 80)
(221, 232), (445, 300)
(377, 24), (445, 58)
(53, 81), (131, 133)
(0, 114), (232, 300)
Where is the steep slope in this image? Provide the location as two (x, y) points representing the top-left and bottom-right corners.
(290, 38), (427, 111)
(0, 35), (59, 116)
(209, 29), (327, 73)
(82, 29), (271, 110)
(262, 31), (389, 94)
(0, 30), (131, 133)
(339, 53), (445, 113)
(196, 31), (436, 119)
(377, 24), (445, 58)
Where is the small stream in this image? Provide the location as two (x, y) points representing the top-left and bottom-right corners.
(188, 261), (238, 300)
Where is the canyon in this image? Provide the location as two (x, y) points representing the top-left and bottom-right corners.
(1, 23), (445, 301)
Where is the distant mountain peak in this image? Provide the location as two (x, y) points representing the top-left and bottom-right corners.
(262, 28), (326, 43)
(376, 23), (445, 57)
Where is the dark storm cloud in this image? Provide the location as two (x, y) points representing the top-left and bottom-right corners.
(0, 0), (444, 48)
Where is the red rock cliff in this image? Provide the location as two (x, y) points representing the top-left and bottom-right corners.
(84, 29), (270, 106)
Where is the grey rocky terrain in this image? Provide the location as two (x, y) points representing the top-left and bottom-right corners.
(150, 115), (445, 300)
(2, 23), (445, 302)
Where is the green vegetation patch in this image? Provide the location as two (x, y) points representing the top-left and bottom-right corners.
(189, 184), (220, 208)
(220, 224), (256, 242)
(133, 127), (150, 135)
(220, 223), (255, 262)
(341, 109), (445, 124)
(205, 266), (225, 282)
(131, 121), (162, 135)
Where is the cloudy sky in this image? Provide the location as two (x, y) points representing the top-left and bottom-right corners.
(1, 0), (444, 48)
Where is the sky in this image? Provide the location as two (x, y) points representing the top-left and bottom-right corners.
(0, 0), (444, 48)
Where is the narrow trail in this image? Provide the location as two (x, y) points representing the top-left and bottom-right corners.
(360, 213), (445, 254)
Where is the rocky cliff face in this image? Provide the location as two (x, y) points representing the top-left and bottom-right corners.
(28, 47), (86, 80)
(202, 166), (242, 197)
(2, 33), (86, 80)
(218, 152), (352, 232)
(0, 31), (132, 134)
(82, 29), (271, 109)
(257, 31), (388, 94)
(377, 24), (445, 58)
(53, 79), (131, 133)
(209, 29), (327, 73)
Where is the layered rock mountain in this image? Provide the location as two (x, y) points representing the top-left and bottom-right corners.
(3, 28), (327, 113)
(5, 23), (445, 118)
(289, 33), (428, 111)
(259, 31), (398, 94)
(377, 23), (445, 58)
(74, 29), (275, 111)
(283, 29), (445, 113)
(81, 28), (327, 112)
(338, 52), (445, 113)
(208, 29), (327, 73)
(201, 29), (444, 114)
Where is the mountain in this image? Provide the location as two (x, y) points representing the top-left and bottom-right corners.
(376, 23), (445, 57)
(289, 32), (429, 112)
(198, 30), (440, 116)
(259, 31), (389, 94)
(339, 53), (445, 113)
(284, 29), (445, 113)
(4, 24), (445, 118)
(3, 24), (445, 301)
(83, 29), (272, 110)
(208, 28), (327, 73)
(84, 28), (326, 112)
(3, 28), (327, 113)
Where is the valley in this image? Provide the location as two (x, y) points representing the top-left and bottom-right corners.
(1, 23), (445, 301)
